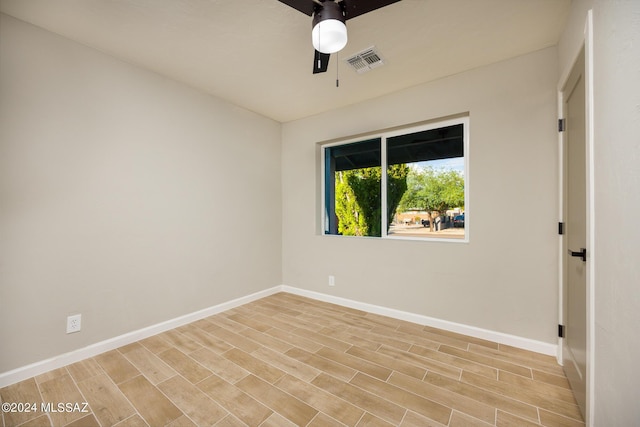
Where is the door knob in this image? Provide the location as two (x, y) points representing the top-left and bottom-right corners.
(569, 248), (587, 262)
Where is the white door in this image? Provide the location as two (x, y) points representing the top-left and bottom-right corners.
(562, 47), (586, 418)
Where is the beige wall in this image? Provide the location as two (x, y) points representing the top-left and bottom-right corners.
(591, 1), (639, 424)
(591, 2), (640, 420)
(0, 14), (282, 373)
(282, 47), (560, 344)
(558, 1), (640, 423)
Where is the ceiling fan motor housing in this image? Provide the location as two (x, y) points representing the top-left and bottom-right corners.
(312, 1), (348, 54)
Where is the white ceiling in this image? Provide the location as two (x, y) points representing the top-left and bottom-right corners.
(0, 0), (571, 122)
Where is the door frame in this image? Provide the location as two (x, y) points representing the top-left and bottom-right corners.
(557, 10), (594, 426)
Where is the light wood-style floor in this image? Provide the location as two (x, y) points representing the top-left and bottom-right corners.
(1, 292), (585, 427)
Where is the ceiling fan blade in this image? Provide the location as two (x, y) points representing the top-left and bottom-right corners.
(341, 0), (401, 20)
(277, 0), (315, 16)
(313, 50), (330, 74)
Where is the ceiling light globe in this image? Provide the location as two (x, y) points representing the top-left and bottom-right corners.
(312, 19), (348, 54)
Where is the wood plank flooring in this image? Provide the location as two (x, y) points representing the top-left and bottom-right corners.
(0, 292), (585, 426)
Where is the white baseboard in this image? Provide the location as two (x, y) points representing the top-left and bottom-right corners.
(1, 284), (557, 388)
(0, 286), (282, 388)
(281, 285), (557, 357)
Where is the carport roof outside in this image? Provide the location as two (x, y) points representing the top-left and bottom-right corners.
(328, 124), (464, 172)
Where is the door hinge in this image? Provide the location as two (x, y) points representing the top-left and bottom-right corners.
(558, 324), (565, 338)
(558, 118), (566, 132)
(558, 222), (564, 235)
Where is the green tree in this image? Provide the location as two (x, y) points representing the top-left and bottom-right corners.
(335, 170), (368, 236)
(386, 164), (410, 228)
(398, 167), (464, 231)
(346, 167), (381, 236)
(334, 164), (408, 237)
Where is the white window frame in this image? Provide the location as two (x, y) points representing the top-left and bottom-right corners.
(320, 115), (470, 243)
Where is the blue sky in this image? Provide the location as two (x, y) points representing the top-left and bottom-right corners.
(414, 157), (465, 174)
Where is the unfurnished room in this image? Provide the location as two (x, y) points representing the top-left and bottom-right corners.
(0, 1), (638, 426)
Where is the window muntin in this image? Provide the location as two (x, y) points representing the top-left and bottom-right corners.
(322, 117), (468, 242)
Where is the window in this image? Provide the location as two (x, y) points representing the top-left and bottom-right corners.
(322, 116), (468, 241)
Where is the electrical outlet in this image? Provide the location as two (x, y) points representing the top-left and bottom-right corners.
(66, 314), (81, 334)
(328, 275), (335, 286)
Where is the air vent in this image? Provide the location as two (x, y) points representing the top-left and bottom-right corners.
(345, 46), (384, 74)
